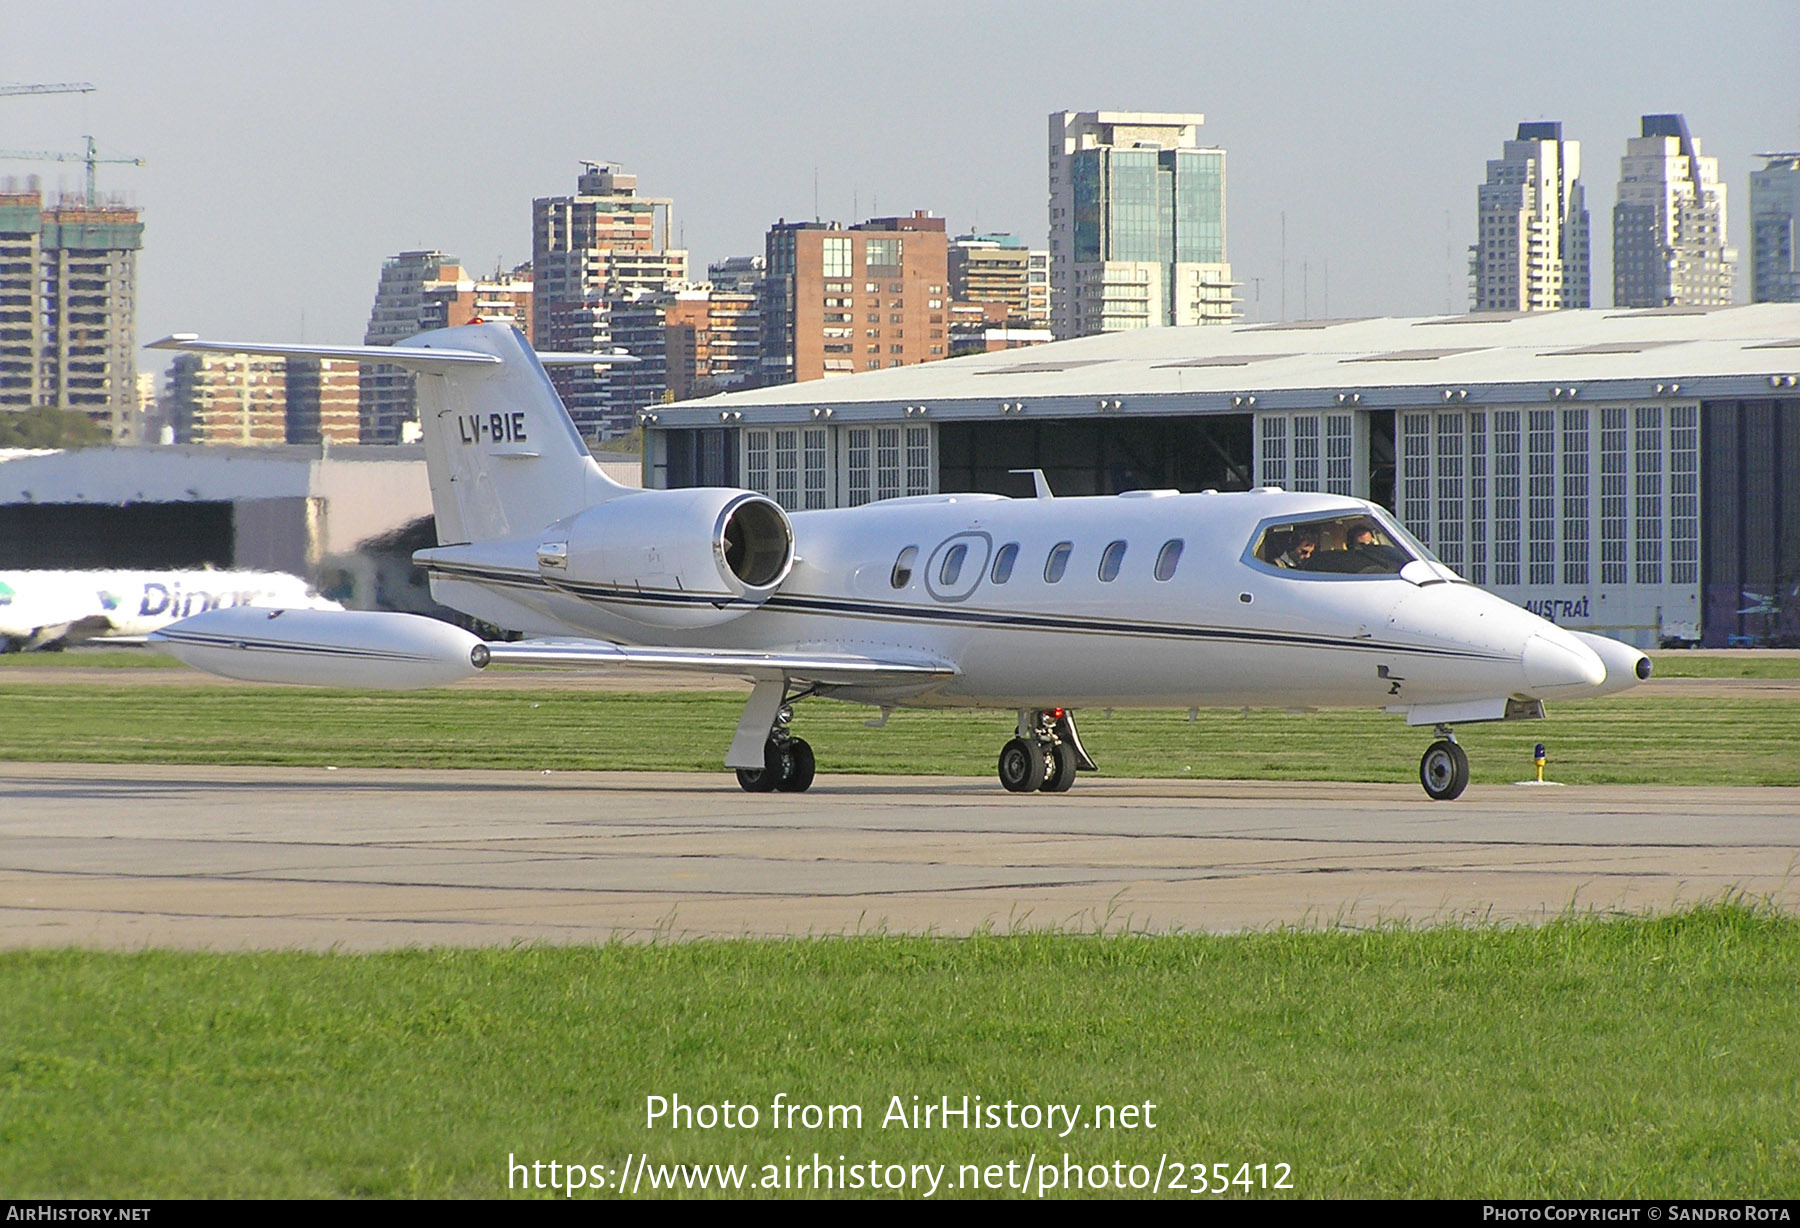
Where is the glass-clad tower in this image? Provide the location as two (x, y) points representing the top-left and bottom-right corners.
(1050, 111), (1235, 339)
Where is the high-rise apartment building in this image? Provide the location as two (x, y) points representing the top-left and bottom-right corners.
(666, 287), (760, 402)
(604, 289), (678, 421)
(418, 261), (534, 337)
(706, 254), (766, 293)
(360, 250), (461, 444)
(759, 213), (950, 386)
(166, 352), (288, 446)
(285, 359), (361, 445)
(1472, 122), (1589, 312)
(603, 281), (767, 417)
(1614, 114), (1735, 308)
(167, 352), (361, 446)
(949, 233), (1051, 326)
(946, 233), (1052, 357)
(0, 192), (40, 414)
(358, 253), (532, 443)
(1026, 249), (1050, 325)
(533, 163), (688, 437)
(1048, 111), (1235, 339)
(1751, 153), (1800, 303)
(0, 187), (143, 437)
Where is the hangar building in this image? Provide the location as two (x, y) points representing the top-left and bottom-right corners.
(0, 444), (641, 616)
(0, 445), (437, 612)
(642, 304), (1800, 649)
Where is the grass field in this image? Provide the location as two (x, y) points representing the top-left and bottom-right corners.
(1, 903), (1795, 1199)
(3, 655), (1794, 1200)
(2, 678), (1798, 785)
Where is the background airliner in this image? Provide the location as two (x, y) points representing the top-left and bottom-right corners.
(147, 324), (1649, 800)
(0, 568), (340, 652)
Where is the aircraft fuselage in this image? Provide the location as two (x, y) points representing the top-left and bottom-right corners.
(423, 487), (1603, 717)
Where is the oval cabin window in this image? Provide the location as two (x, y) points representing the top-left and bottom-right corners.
(891, 545), (918, 588)
(938, 543), (967, 586)
(1044, 542), (1073, 583)
(1155, 539), (1184, 581)
(1098, 540), (1127, 582)
(991, 542), (1019, 584)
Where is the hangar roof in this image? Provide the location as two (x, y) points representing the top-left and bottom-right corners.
(0, 446), (641, 507)
(657, 303), (1800, 426)
(0, 444), (427, 505)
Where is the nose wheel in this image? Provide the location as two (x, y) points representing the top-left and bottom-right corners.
(1419, 735), (1470, 801)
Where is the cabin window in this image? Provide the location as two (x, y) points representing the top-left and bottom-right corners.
(891, 545), (918, 588)
(1154, 539), (1184, 581)
(1044, 541), (1073, 583)
(991, 542), (1019, 584)
(938, 543), (967, 586)
(1098, 540), (1127, 582)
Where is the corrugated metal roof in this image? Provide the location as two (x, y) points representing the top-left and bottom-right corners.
(656, 304), (1800, 426)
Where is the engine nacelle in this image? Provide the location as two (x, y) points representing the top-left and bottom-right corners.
(536, 488), (794, 628)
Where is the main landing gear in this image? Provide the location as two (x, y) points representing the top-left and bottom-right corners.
(998, 708), (1093, 794)
(1419, 726), (1470, 801)
(736, 702), (816, 793)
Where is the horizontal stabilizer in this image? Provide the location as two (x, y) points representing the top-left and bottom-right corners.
(536, 351), (640, 366)
(148, 334), (500, 374)
(148, 335), (637, 372)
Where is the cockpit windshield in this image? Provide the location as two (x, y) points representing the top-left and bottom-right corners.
(1249, 512), (1422, 576)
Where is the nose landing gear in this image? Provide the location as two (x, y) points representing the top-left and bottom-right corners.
(1419, 726), (1470, 801)
(998, 708), (1091, 794)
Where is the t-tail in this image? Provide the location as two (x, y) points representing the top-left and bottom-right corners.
(149, 323), (632, 546)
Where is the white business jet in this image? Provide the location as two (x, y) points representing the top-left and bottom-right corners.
(146, 324), (1648, 801)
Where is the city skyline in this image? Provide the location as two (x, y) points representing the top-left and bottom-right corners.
(5, 0), (1794, 369)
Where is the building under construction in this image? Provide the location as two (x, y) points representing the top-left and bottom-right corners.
(0, 184), (143, 439)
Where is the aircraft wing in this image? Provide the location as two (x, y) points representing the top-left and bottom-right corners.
(481, 639), (957, 687)
(145, 607), (956, 691)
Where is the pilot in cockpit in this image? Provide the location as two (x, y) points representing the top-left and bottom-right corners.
(1258, 516), (1415, 575)
(1275, 530), (1318, 569)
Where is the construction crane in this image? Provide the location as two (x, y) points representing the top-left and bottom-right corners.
(0, 82), (96, 99)
(0, 135), (143, 207)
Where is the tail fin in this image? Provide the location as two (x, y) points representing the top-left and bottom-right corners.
(407, 323), (627, 542)
(149, 324), (631, 544)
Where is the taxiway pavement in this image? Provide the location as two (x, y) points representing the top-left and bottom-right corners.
(2, 763), (1795, 949)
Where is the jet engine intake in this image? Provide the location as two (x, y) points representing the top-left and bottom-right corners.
(538, 488), (795, 628)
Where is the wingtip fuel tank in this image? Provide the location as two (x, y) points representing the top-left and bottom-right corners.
(148, 607), (486, 690)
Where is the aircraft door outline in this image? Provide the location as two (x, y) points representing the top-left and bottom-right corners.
(923, 532), (992, 604)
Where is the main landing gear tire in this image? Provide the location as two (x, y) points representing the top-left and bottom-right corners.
(736, 736), (816, 794)
(779, 738), (815, 793)
(1041, 742), (1078, 793)
(998, 737), (1047, 793)
(1419, 738), (1470, 801)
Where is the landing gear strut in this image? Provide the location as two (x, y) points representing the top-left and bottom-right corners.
(1419, 726), (1470, 801)
(736, 701), (816, 793)
(998, 708), (1091, 794)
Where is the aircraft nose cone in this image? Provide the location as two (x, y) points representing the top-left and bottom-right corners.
(1522, 633), (1607, 694)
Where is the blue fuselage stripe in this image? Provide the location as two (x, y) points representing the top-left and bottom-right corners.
(421, 562), (1507, 664)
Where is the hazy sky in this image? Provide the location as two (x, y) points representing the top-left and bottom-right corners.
(6, 0), (1796, 368)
